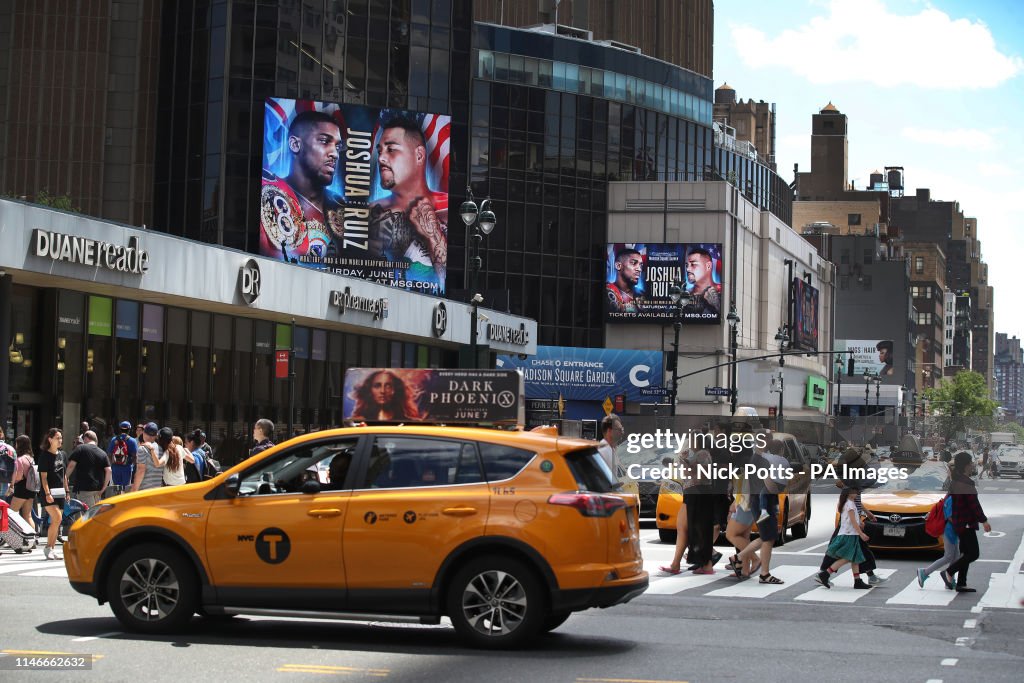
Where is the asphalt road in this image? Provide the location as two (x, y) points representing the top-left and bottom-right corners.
(1, 483), (1022, 683)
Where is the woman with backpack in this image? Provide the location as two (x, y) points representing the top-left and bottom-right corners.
(36, 428), (66, 560)
(8, 435), (39, 527)
(944, 451), (991, 593)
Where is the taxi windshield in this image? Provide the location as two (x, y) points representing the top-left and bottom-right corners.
(869, 466), (948, 494)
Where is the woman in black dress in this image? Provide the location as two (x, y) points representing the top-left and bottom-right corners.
(36, 428), (66, 560)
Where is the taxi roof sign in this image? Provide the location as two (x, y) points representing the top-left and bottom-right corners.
(343, 368), (525, 426)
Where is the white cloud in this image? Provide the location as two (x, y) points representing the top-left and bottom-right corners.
(976, 161), (1019, 178)
(901, 126), (994, 150)
(730, 0), (1023, 88)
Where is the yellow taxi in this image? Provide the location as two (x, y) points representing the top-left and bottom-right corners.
(64, 426), (647, 649)
(857, 463), (949, 552)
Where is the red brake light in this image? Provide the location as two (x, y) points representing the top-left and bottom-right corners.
(547, 492), (627, 517)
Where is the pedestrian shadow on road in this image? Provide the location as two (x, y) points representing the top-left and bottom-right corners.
(35, 615), (639, 657)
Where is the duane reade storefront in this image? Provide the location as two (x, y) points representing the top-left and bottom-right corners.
(0, 199), (536, 463)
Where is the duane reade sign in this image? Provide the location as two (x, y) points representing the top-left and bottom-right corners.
(488, 321), (529, 346)
(330, 287), (389, 320)
(32, 229), (149, 275)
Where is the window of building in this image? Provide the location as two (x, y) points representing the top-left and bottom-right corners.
(848, 213), (861, 226)
(915, 256), (924, 273)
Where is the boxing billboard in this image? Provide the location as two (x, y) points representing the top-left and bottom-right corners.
(792, 277), (819, 352)
(260, 98), (450, 295)
(604, 243), (723, 324)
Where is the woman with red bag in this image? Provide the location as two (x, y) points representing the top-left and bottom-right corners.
(943, 451), (992, 593)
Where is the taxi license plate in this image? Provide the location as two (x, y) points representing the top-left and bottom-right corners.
(883, 525), (905, 537)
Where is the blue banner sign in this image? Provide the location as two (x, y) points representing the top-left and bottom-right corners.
(496, 346), (663, 402)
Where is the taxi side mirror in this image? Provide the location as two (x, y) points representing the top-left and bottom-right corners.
(224, 473), (241, 498)
(301, 479), (321, 495)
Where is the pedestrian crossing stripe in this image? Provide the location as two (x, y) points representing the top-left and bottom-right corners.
(796, 569), (898, 603)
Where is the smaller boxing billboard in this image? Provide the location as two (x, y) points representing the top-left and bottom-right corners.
(605, 243), (723, 324)
(343, 368), (523, 425)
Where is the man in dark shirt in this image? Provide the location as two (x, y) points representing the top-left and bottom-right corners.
(65, 431), (111, 507)
(250, 418), (276, 457)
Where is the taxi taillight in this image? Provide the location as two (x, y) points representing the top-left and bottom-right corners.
(547, 492), (627, 517)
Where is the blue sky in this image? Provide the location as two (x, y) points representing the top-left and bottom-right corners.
(714, 0), (1024, 340)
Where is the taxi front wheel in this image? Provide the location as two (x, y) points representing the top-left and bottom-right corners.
(446, 555), (547, 649)
(106, 543), (199, 634)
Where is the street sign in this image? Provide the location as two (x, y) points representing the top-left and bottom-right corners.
(704, 386), (731, 397)
(768, 406), (777, 417)
(614, 394), (626, 412)
(526, 399), (556, 411)
(602, 397), (613, 415)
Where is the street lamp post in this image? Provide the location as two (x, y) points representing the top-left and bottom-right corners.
(863, 370), (872, 416)
(727, 305), (740, 415)
(774, 326), (790, 432)
(834, 355), (844, 417)
(668, 281), (686, 416)
(459, 188), (496, 369)
(874, 376), (882, 418)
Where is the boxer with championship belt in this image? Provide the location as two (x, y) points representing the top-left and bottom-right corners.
(260, 110), (345, 263)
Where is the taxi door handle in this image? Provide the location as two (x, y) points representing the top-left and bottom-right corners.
(307, 508), (342, 518)
(442, 507), (477, 517)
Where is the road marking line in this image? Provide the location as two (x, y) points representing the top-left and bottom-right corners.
(276, 669), (346, 676)
(977, 529), (1024, 610)
(796, 541), (830, 553)
(19, 567), (69, 577)
(962, 619), (977, 629)
(279, 665), (389, 673)
(795, 568), (897, 603)
(0, 562), (56, 574)
(940, 659), (958, 666)
(72, 631), (122, 642)
(886, 576), (959, 607)
(644, 568), (726, 595)
(955, 636), (974, 647)
(577, 678), (690, 683)
(704, 565), (819, 598)
(925, 679), (943, 683)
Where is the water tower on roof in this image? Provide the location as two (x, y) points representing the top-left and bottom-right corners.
(885, 166), (904, 197)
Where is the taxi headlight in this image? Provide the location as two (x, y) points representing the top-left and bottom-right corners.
(659, 479), (683, 495)
(81, 503), (115, 521)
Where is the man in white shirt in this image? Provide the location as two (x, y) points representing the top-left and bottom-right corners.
(597, 414), (623, 476)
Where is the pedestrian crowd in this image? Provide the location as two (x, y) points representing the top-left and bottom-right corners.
(648, 420), (993, 594)
(1, 418), (226, 560)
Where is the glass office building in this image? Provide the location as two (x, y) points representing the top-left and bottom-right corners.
(460, 23), (792, 348)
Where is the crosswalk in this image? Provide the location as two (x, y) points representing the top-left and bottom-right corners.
(635, 529), (1024, 611)
(2, 531), (1022, 612)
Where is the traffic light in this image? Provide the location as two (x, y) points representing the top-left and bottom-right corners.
(666, 353), (677, 372)
(847, 357), (855, 377)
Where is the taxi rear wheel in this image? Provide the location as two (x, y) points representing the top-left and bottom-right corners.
(446, 555), (546, 649)
(106, 543), (198, 634)
(658, 529), (677, 544)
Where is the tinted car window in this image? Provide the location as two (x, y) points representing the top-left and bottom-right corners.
(362, 437), (484, 488)
(565, 447), (617, 493)
(478, 442), (536, 481)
